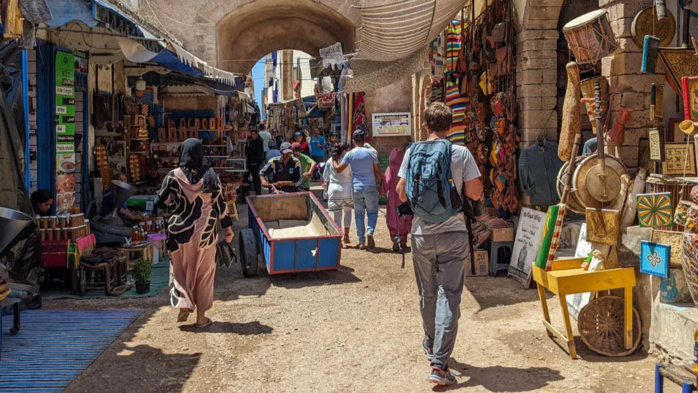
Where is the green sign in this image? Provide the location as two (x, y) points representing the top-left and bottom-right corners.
(55, 51), (75, 154)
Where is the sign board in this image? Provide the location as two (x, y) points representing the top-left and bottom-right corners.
(55, 51), (76, 214)
(372, 112), (411, 137)
(507, 207), (547, 287)
(319, 42), (343, 67)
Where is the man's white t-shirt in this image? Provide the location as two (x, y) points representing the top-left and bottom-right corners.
(259, 130), (272, 152)
(398, 143), (481, 235)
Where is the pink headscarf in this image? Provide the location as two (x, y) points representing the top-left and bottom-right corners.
(381, 147), (405, 194)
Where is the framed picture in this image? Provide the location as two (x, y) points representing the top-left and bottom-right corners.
(648, 129), (664, 161)
(662, 143), (697, 175)
(637, 192), (673, 227)
(371, 112), (411, 137)
(640, 241), (670, 278)
(683, 77), (698, 122)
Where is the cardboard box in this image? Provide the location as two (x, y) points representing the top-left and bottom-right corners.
(201, 118), (209, 130)
(179, 119), (186, 128)
(194, 118), (201, 130)
(467, 249), (489, 277)
(217, 117), (224, 130)
(491, 225), (514, 243)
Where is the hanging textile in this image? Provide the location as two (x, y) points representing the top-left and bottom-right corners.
(352, 93), (367, 135)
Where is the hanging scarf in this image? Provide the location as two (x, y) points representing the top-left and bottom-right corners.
(179, 138), (218, 193)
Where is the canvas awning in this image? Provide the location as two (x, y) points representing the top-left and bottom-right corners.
(45, 0), (243, 87)
(353, 0), (465, 62)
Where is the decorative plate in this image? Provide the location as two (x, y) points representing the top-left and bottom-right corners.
(637, 192), (673, 227)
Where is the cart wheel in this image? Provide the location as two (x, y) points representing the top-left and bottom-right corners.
(239, 228), (259, 278)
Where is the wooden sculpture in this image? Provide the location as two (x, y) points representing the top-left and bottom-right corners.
(559, 62), (582, 162)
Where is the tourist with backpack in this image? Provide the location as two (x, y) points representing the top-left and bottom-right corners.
(396, 102), (483, 386)
(333, 129), (383, 250)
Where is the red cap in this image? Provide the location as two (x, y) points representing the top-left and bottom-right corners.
(291, 142), (302, 151)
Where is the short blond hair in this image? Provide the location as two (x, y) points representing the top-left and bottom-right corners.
(424, 102), (453, 133)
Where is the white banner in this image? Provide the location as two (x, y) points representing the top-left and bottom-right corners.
(319, 42), (343, 67)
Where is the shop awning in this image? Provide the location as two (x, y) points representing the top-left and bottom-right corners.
(46, 0), (243, 87)
(354, 0), (465, 62)
(301, 96), (323, 118)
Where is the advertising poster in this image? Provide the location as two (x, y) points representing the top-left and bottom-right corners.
(372, 112), (411, 137)
(55, 51), (76, 214)
(507, 207), (546, 287)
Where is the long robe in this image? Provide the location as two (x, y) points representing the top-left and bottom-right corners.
(157, 168), (230, 312)
(380, 148), (412, 243)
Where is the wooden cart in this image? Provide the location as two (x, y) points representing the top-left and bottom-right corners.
(239, 192), (343, 277)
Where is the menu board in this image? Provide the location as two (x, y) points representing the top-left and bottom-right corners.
(507, 207), (546, 287)
(55, 51), (76, 214)
(372, 112), (411, 137)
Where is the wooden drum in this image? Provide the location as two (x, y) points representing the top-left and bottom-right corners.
(563, 9), (618, 65)
(557, 156), (587, 214)
(646, 174), (698, 231)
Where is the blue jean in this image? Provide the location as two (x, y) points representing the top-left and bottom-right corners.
(353, 188), (379, 244)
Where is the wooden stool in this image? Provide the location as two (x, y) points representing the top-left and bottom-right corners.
(655, 364), (697, 393)
(532, 258), (636, 359)
(120, 242), (154, 271)
(488, 241), (513, 277)
(77, 255), (128, 296)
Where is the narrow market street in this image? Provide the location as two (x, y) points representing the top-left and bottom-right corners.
(41, 191), (662, 393)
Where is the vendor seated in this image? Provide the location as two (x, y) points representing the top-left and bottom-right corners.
(101, 173), (141, 222)
(31, 189), (53, 216)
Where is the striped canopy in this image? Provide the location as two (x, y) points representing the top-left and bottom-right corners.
(354, 0), (467, 62)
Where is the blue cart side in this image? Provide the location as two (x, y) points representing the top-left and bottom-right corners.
(246, 192), (342, 274)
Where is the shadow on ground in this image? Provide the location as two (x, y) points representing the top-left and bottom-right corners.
(64, 310), (201, 393)
(465, 276), (552, 311)
(441, 359), (565, 392)
(179, 320), (273, 335)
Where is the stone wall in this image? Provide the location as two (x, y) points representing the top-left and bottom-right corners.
(601, 0), (661, 173)
(514, 0), (564, 147)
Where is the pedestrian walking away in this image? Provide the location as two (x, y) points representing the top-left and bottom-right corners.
(323, 143), (353, 246)
(260, 142), (303, 193)
(397, 102), (483, 386)
(310, 128), (326, 180)
(292, 143), (317, 192)
(156, 138), (234, 329)
(380, 146), (412, 252)
(265, 140), (281, 163)
(258, 124), (272, 152)
(333, 129), (383, 250)
(246, 129), (265, 196)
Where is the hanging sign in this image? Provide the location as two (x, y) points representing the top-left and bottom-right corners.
(648, 128), (664, 161)
(55, 51), (76, 214)
(507, 207), (547, 287)
(319, 42), (343, 67)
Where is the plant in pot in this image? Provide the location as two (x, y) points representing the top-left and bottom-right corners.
(133, 259), (153, 294)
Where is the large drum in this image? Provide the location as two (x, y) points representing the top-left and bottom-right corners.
(563, 9), (618, 65)
(557, 156), (586, 214)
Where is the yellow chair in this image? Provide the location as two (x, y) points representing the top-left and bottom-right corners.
(532, 258), (636, 359)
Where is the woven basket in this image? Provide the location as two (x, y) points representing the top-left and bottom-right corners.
(682, 234), (698, 308)
(578, 296), (642, 357)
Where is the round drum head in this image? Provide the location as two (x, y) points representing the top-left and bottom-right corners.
(563, 9), (607, 31)
(585, 165), (622, 203)
(573, 154), (628, 209)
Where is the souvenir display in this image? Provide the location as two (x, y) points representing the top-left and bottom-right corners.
(586, 208), (621, 246)
(637, 192), (673, 227)
(652, 229), (684, 268)
(659, 48), (698, 94)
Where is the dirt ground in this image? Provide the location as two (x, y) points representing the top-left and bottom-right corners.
(43, 190), (681, 393)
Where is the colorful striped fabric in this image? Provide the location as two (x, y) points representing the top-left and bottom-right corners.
(0, 310), (142, 392)
(545, 204), (567, 271)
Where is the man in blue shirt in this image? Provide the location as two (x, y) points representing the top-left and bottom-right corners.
(309, 128), (325, 181)
(333, 129), (383, 250)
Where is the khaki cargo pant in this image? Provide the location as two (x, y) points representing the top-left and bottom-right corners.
(411, 231), (468, 367)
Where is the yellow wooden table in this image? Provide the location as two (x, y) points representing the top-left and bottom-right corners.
(532, 258), (636, 359)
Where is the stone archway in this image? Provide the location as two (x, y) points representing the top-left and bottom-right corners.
(215, 0), (356, 74)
